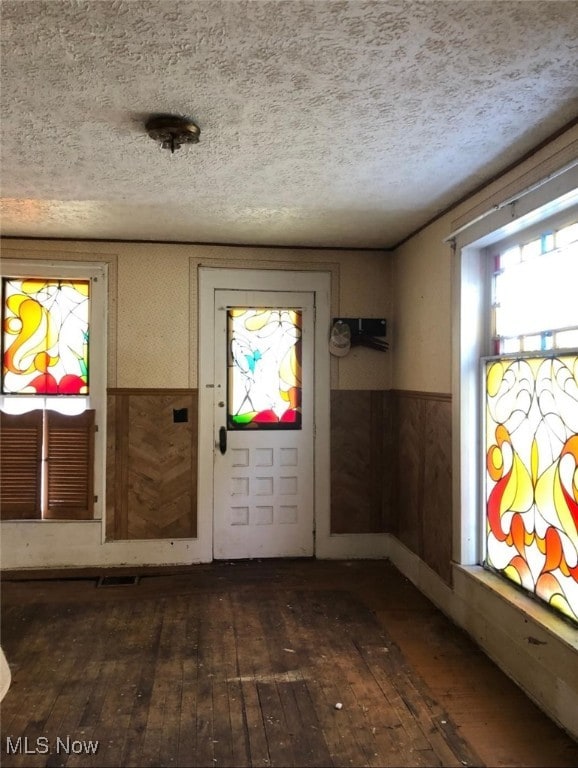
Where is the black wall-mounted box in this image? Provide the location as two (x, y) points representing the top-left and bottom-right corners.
(332, 318), (387, 337)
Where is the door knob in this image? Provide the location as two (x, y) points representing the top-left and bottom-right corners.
(219, 426), (227, 455)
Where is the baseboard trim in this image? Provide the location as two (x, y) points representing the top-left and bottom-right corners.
(316, 532), (390, 560)
(387, 535), (578, 740)
(386, 534), (454, 612)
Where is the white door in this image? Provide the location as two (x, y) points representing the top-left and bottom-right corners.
(212, 289), (315, 559)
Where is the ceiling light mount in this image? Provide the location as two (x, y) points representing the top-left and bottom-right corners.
(145, 114), (200, 153)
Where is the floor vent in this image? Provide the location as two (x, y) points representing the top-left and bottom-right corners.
(97, 575), (140, 588)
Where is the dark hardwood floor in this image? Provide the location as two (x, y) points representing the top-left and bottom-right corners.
(1, 560), (576, 767)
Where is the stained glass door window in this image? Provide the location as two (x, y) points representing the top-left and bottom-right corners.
(2, 278), (90, 395)
(227, 308), (302, 429)
(484, 355), (578, 623)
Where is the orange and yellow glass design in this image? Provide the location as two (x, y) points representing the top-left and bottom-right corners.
(2, 278), (90, 395)
(227, 308), (302, 429)
(485, 356), (578, 623)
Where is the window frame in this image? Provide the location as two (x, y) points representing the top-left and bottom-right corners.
(0, 259), (107, 524)
(452, 174), (578, 572)
(477, 215), (578, 622)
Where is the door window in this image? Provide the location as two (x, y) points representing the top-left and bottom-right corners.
(227, 307), (302, 429)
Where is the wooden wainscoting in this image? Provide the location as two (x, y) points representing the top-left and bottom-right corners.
(330, 390), (393, 534)
(392, 390), (452, 585)
(106, 389), (197, 541)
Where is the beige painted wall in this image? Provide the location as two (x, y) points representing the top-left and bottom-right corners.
(393, 217), (452, 393)
(1, 241), (393, 390)
(392, 123), (578, 393)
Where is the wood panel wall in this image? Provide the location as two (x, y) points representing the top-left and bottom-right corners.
(391, 390), (452, 584)
(330, 390), (393, 534)
(104, 387), (450, 570)
(107, 388), (394, 541)
(106, 390), (197, 541)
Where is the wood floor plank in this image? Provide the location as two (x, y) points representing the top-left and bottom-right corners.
(119, 602), (165, 767)
(230, 591), (271, 767)
(334, 642), (417, 768)
(256, 681), (295, 767)
(236, 680), (270, 767)
(255, 592), (332, 766)
(253, 591), (305, 768)
(283, 590), (368, 767)
(358, 641), (484, 767)
(177, 656), (198, 768)
(141, 605), (179, 768)
(157, 659), (184, 768)
(304, 663), (368, 766)
(208, 594), (237, 768)
(302, 594), (396, 768)
(45, 611), (108, 768)
(177, 600), (201, 768)
(352, 638), (441, 757)
(215, 594), (250, 768)
(194, 596), (216, 767)
(276, 681), (310, 760)
(139, 726), (162, 768)
(98, 662), (142, 766)
(285, 678), (334, 767)
(335, 634), (434, 767)
(154, 597), (187, 765)
(7, 609), (83, 740)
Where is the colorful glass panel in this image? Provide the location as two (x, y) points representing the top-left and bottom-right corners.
(485, 355), (578, 623)
(2, 278), (90, 395)
(227, 308), (302, 429)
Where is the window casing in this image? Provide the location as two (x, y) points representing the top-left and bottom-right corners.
(0, 261), (106, 522)
(453, 167), (578, 624)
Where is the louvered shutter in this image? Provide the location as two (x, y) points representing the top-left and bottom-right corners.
(0, 410), (43, 520)
(45, 410), (95, 520)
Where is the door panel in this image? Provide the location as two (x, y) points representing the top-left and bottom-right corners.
(213, 290), (314, 559)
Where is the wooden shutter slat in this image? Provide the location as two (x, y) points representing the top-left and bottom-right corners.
(0, 411), (43, 520)
(45, 410), (95, 520)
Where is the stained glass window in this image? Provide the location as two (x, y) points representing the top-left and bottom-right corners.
(485, 355), (578, 623)
(2, 278), (90, 395)
(227, 308), (302, 429)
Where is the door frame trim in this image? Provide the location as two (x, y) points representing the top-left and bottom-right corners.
(198, 267), (331, 561)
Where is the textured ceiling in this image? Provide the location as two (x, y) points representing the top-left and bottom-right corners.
(1, 0), (577, 249)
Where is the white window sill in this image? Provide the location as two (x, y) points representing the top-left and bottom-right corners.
(454, 563), (578, 652)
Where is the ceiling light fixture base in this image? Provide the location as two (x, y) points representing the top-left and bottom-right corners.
(145, 114), (200, 153)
